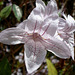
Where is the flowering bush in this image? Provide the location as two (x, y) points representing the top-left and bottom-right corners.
(0, 0), (75, 75)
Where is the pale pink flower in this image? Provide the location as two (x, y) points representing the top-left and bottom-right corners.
(57, 14), (75, 60)
(0, 0), (71, 73)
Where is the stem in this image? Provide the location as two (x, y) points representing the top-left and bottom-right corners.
(59, 0), (68, 14)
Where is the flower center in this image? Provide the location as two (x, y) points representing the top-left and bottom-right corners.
(27, 33), (42, 41)
(32, 33), (40, 40)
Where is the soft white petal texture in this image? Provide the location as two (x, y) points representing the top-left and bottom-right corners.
(54, 31), (63, 41)
(57, 15), (75, 60)
(17, 20), (35, 33)
(17, 20), (27, 29)
(17, 0), (46, 34)
(0, 27), (26, 45)
(58, 32), (71, 40)
(67, 42), (74, 60)
(40, 36), (71, 59)
(17, 0), (59, 35)
(58, 17), (70, 32)
(58, 18), (66, 30)
(64, 33), (74, 60)
(17, 19), (35, 33)
(55, 31), (74, 60)
(28, 0), (45, 21)
(67, 15), (75, 24)
(46, 0), (58, 15)
(36, 0), (45, 8)
(62, 14), (75, 33)
(58, 16), (75, 40)
(24, 39), (46, 73)
(40, 14), (58, 37)
(26, 0), (46, 33)
(25, 20), (41, 33)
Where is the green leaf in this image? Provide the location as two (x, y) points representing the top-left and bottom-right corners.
(0, 6), (12, 18)
(0, 17), (1, 21)
(0, 57), (11, 75)
(12, 4), (22, 21)
(46, 58), (58, 75)
(0, 1), (3, 5)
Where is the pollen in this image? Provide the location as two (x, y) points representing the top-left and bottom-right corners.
(58, 33), (61, 35)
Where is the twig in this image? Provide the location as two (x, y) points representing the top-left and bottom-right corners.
(23, 65), (26, 75)
(59, 0), (68, 13)
(13, 45), (23, 54)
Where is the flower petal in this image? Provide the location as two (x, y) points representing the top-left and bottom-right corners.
(24, 39), (46, 73)
(24, 0), (46, 33)
(17, 20), (27, 29)
(17, 20), (33, 33)
(55, 31), (74, 60)
(46, 0), (58, 15)
(54, 31), (63, 41)
(28, 0), (45, 21)
(40, 15), (58, 38)
(41, 36), (71, 59)
(62, 14), (75, 33)
(58, 18), (66, 30)
(17, 0), (46, 33)
(0, 27), (26, 45)
(17, 19), (36, 33)
(64, 33), (74, 60)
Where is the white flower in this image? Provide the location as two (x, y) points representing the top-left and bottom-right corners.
(57, 14), (75, 60)
(15, 52), (24, 63)
(0, 0), (71, 73)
